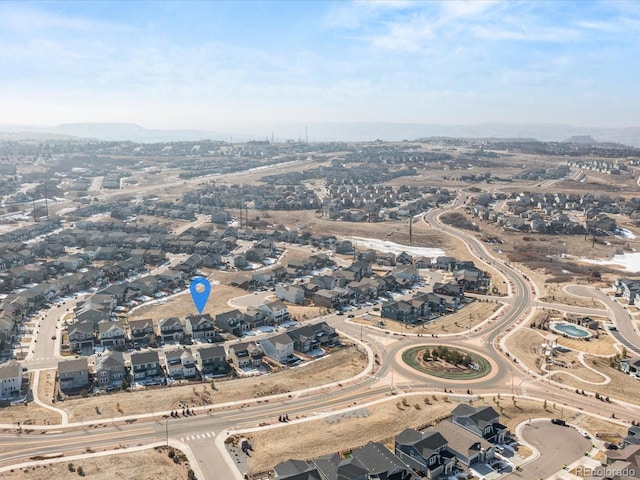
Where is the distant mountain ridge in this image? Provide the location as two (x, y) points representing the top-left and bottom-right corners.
(1, 121), (639, 146)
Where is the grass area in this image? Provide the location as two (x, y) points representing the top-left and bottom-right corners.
(127, 284), (247, 321)
(401, 346), (491, 380)
(35, 344), (367, 423)
(242, 395), (623, 475)
(0, 446), (192, 480)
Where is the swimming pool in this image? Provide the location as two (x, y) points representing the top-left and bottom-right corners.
(551, 322), (590, 338)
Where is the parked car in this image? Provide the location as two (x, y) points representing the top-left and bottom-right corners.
(551, 418), (566, 426)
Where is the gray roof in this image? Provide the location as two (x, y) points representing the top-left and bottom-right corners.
(131, 350), (160, 365)
(197, 345), (226, 360)
(274, 459), (318, 478)
(58, 357), (89, 375)
(396, 428), (448, 457)
(0, 362), (21, 380)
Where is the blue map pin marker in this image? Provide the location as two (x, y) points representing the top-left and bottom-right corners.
(189, 277), (211, 314)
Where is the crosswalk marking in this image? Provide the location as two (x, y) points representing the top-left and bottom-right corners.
(179, 431), (216, 442)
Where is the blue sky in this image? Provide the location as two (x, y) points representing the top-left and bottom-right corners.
(0, 0), (638, 131)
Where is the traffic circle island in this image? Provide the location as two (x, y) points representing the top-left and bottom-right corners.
(401, 345), (492, 380)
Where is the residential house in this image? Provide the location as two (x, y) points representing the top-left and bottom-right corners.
(157, 317), (184, 344)
(97, 320), (127, 349)
(258, 300), (290, 325)
(164, 348), (197, 379)
(127, 318), (156, 347)
(196, 345), (229, 375)
(242, 307), (269, 329)
(184, 313), (218, 341)
(275, 284), (305, 305)
(260, 333), (295, 364)
(432, 421), (494, 466)
(287, 322), (338, 354)
(95, 351), (126, 389)
(314, 441), (419, 480)
(620, 357), (640, 379)
(622, 426), (640, 448)
(130, 350), (162, 382)
(228, 341), (263, 369)
(215, 309), (248, 336)
(68, 320), (95, 354)
(0, 362), (22, 399)
(395, 428), (456, 479)
(58, 357), (90, 393)
(273, 460), (321, 480)
(615, 278), (640, 305)
(451, 404), (507, 444)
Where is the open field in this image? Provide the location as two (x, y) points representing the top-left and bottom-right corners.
(37, 345), (367, 422)
(242, 395), (623, 475)
(556, 332), (617, 356)
(127, 284), (247, 321)
(550, 355), (640, 405)
(0, 446), (191, 480)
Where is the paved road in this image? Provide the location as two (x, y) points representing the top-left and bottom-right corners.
(24, 294), (88, 370)
(566, 285), (640, 355)
(5, 193), (640, 479)
(504, 420), (591, 480)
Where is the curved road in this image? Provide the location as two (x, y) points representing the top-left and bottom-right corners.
(3, 196), (640, 479)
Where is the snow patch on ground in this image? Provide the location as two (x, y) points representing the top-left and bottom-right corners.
(616, 228), (637, 239)
(348, 237), (445, 259)
(582, 252), (640, 273)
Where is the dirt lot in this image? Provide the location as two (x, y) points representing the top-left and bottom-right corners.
(39, 345), (367, 422)
(1, 446), (191, 480)
(127, 284), (247, 321)
(242, 395), (622, 474)
(551, 355), (640, 405)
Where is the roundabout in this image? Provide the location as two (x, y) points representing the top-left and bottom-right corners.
(401, 345), (492, 381)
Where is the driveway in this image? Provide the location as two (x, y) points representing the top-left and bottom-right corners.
(504, 420), (591, 479)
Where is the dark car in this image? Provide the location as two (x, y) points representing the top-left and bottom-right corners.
(348, 314), (355, 318)
(551, 418), (566, 426)
(606, 443), (619, 450)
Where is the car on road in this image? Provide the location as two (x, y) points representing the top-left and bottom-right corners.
(606, 443), (619, 450)
(348, 314), (355, 318)
(336, 311), (344, 316)
(551, 418), (566, 426)
(51, 335), (56, 340)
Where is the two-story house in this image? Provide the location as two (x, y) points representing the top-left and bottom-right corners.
(196, 345), (229, 376)
(228, 341), (263, 369)
(58, 357), (90, 393)
(259, 333), (295, 364)
(95, 351), (126, 389)
(97, 320), (127, 349)
(68, 320), (95, 354)
(215, 309), (248, 336)
(157, 317), (184, 344)
(287, 322), (338, 354)
(258, 300), (290, 325)
(127, 318), (156, 347)
(130, 350), (162, 383)
(395, 428), (456, 479)
(184, 314), (217, 342)
(451, 405), (507, 444)
(0, 362), (22, 399)
(164, 348), (197, 379)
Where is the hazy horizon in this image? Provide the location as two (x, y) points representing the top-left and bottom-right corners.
(1, 1), (639, 131)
